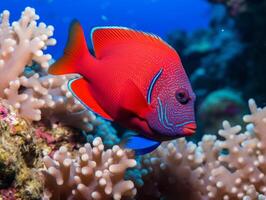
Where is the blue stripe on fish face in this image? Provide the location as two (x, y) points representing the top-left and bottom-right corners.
(157, 97), (174, 131)
(164, 103), (174, 127)
(156, 97), (195, 136)
(147, 68), (163, 104)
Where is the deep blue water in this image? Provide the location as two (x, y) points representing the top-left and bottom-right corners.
(1, 0), (211, 58)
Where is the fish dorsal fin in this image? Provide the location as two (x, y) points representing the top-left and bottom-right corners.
(91, 26), (173, 58)
(68, 77), (113, 121)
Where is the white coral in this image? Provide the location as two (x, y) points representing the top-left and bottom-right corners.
(42, 137), (137, 200)
(140, 99), (266, 200)
(0, 7), (97, 131)
(0, 7), (55, 95)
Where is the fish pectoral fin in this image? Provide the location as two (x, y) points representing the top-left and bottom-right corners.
(68, 77), (113, 121)
(123, 136), (161, 155)
(120, 80), (151, 119)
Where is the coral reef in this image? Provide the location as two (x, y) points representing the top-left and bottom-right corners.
(0, 7), (55, 95)
(0, 188), (17, 200)
(137, 99), (266, 200)
(0, 99), (43, 199)
(0, 7), (132, 200)
(0, 98), (80, 199)
(1, 4), (266, 200)
(0, 7), (97, 131)
(42, 137), (137, 200)
(4, 89), (266, 200)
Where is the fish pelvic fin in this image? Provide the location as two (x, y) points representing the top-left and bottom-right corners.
(49, 20), (94, 75)
(123, 135), (161, 155)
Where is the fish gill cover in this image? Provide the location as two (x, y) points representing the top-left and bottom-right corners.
(0, 0), (265, 199)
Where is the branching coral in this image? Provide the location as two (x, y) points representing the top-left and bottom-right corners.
(138, 99), (266, 200)
(0, 7), (55, 96)
(0, 7), (100, 131)
(42, 137), (137, 200)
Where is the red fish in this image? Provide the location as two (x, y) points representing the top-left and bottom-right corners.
(48, 20), (196, 155)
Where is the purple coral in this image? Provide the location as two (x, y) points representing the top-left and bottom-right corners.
(0, 188), (17, 200)
(0, 105), (8, 118)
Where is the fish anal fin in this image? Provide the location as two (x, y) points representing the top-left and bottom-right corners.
(69, 77), (113, 121)
(124, 136), (160, 155)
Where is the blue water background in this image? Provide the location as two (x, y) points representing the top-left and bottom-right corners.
(1, 0), (211, 58)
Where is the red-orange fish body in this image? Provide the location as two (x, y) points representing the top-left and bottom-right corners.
(49, 21), (196, 154)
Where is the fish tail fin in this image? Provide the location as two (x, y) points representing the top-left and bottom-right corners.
(49, 20), (94, 75)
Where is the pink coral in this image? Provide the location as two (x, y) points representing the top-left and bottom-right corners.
(139, 99), (266, 200)
(42, 137), (137, 200)
(0, 105), (8, 118)
(35, 127), (55, 144)
(0, 7), (100, 131)
(0, 188), (17, 200)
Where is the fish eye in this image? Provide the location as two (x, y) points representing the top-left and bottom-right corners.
(175, 88), (190, 105)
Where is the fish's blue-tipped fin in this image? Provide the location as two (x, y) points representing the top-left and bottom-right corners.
(68, 77), (113, 121)
(124, 136), (161, 155)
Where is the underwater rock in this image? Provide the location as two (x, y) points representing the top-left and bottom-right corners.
(0, 147), (16, 189)
(198, 89), (246, 136)
(208, 0), (247, 16)
(230, 0), (266, 104)
(42, 137), (137, 200)
(0, 99), (43, 199)
(0, 98), (82, 200)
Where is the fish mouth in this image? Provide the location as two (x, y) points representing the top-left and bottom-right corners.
(182, 123), (197, 136)
(156, 97), (196, 137)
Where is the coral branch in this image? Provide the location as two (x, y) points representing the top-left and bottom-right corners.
(0, 7), (55, 95)
(0, 7), (101, 131)
(42, 137), (137, 200)
(138, 99), (266, 200)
